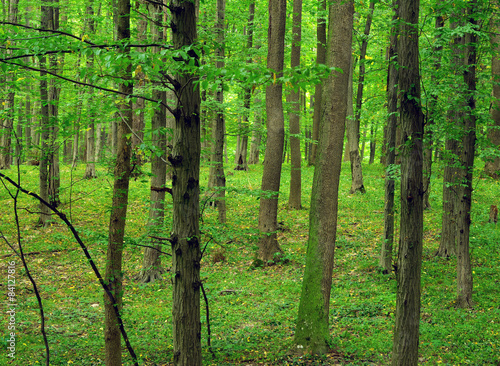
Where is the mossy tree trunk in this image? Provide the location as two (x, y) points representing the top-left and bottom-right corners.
(294, 0), (353, 353)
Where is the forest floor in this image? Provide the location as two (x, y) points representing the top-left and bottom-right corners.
(1, 160), (499, 365)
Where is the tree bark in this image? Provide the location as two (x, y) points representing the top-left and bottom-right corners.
(257, 0), (287, 263)
(248, 91), (262, 164)
(391, 0), (424, 362)
(309, 0), (327, 166)
(208, 0), (227, 223)
(169, 1), (202, 364)
(456, 1), (477, 309)
(288, 0), (302, 209)
(294, 0), (353, 354)
(104, 0), (133, 364)
(380, 1), (399, 273)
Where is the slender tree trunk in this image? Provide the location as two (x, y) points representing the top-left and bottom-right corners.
(295, 0), (353, 353)
(391, 0), (424, 362)
(136, 1), (168, 283)
(208, 0), (227, 223)
(423, 5), (444, 209)
(484, 10), (500, 177)
(248, 91), (261, 164)
(380, 1), (399, 273)
(348, 0), (374, 193)
(309, 0), (327, 166)
(288, 0), (302, 209)
(437, 21), (463, 258)
(104, 0), (133, 364)
(84, 0), (97, 179)
(456, 1), (477, 308)
(257, 0), (287, 262)
(169, 1), (202, 364)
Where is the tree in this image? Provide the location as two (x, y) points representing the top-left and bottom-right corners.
(484, 8), (500, 177)
(169, 0), (202, 364)
(380, 0), (399, 273)
(208, 0), (227, 223)
(136, 1), (168, 284)
(257, 0), (287, 263)
(103, 0), (133, 363)
(456, 0), (478, 308)
(294, 0), (354, 353)
(309, 0), (327, 166)
(391, 0), (424, 363)
(288, 0), (302, 209)
(348, 0), (375, 194)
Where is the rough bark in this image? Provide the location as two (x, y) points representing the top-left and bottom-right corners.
(208, 0), (227, 223)
(456, 1), (477, 309)
(391, 0), (424, 362)
(309, 0), (327, 166)
(294, 0), (353, 354)
(380, 1), (399, 273)
(288, 0), (302, 209)
(257, 0), (287, 263)
(104, 0), (132, 364)
(169, 1), (202, 364)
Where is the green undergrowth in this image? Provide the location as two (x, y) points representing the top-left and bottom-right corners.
(0, 160), (499, 365)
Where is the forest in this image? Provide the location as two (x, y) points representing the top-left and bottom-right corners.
(0, 0), (499, 365)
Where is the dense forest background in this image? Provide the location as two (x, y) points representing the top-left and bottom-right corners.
(1, 0), (500, 365)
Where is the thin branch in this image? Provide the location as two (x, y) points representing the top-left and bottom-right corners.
(200, 282), (215, 359)
(0, 172), (139, 366)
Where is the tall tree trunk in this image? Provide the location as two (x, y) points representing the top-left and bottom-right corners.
(456, 1), (477, 308)
(349, 0), (374, 194)
(208, 0), (227, 223)
(309, 0), (327, 166)
(288, 0), (302, 209)
(169, 1), (202, 364)
(136, 0), (168, 284)
(257, 0), (287, 262)
(484, 10), (500, 177)
(423, 4), (444, 209)
(104, 0), (133, 364)
(84, 0), (97, 179)
(248, 91), (261, 164)
(391, 0), (424, 362)
(294, 0), (354, 353)
(0, 0), (19, 170)
(437, 21), (463, 258)
(380, 1), (399, 273)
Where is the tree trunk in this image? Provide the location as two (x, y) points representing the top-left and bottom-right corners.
(437, 21), (463, 258)
(484, 11), (500, 177)
(349, 0), (374, 194)
(423, 5), (444, 209)
(257, 0), (287, 263)
(391, 0), (424, 362)
(294, 0), (353, 353)
(288, 0), (302, 209)
(136, 1), (168, 284)
(208, 0), (227, 223)
(104, 0), (132, 364)
(456, 1), (477, 309)
(380, 1), (399, 273)
(248, 92), (261, 164)
(169, 1), (202, 364)
(309, 0), (327, 166)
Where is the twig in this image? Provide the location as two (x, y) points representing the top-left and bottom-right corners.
(200, 282), (215, 359)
